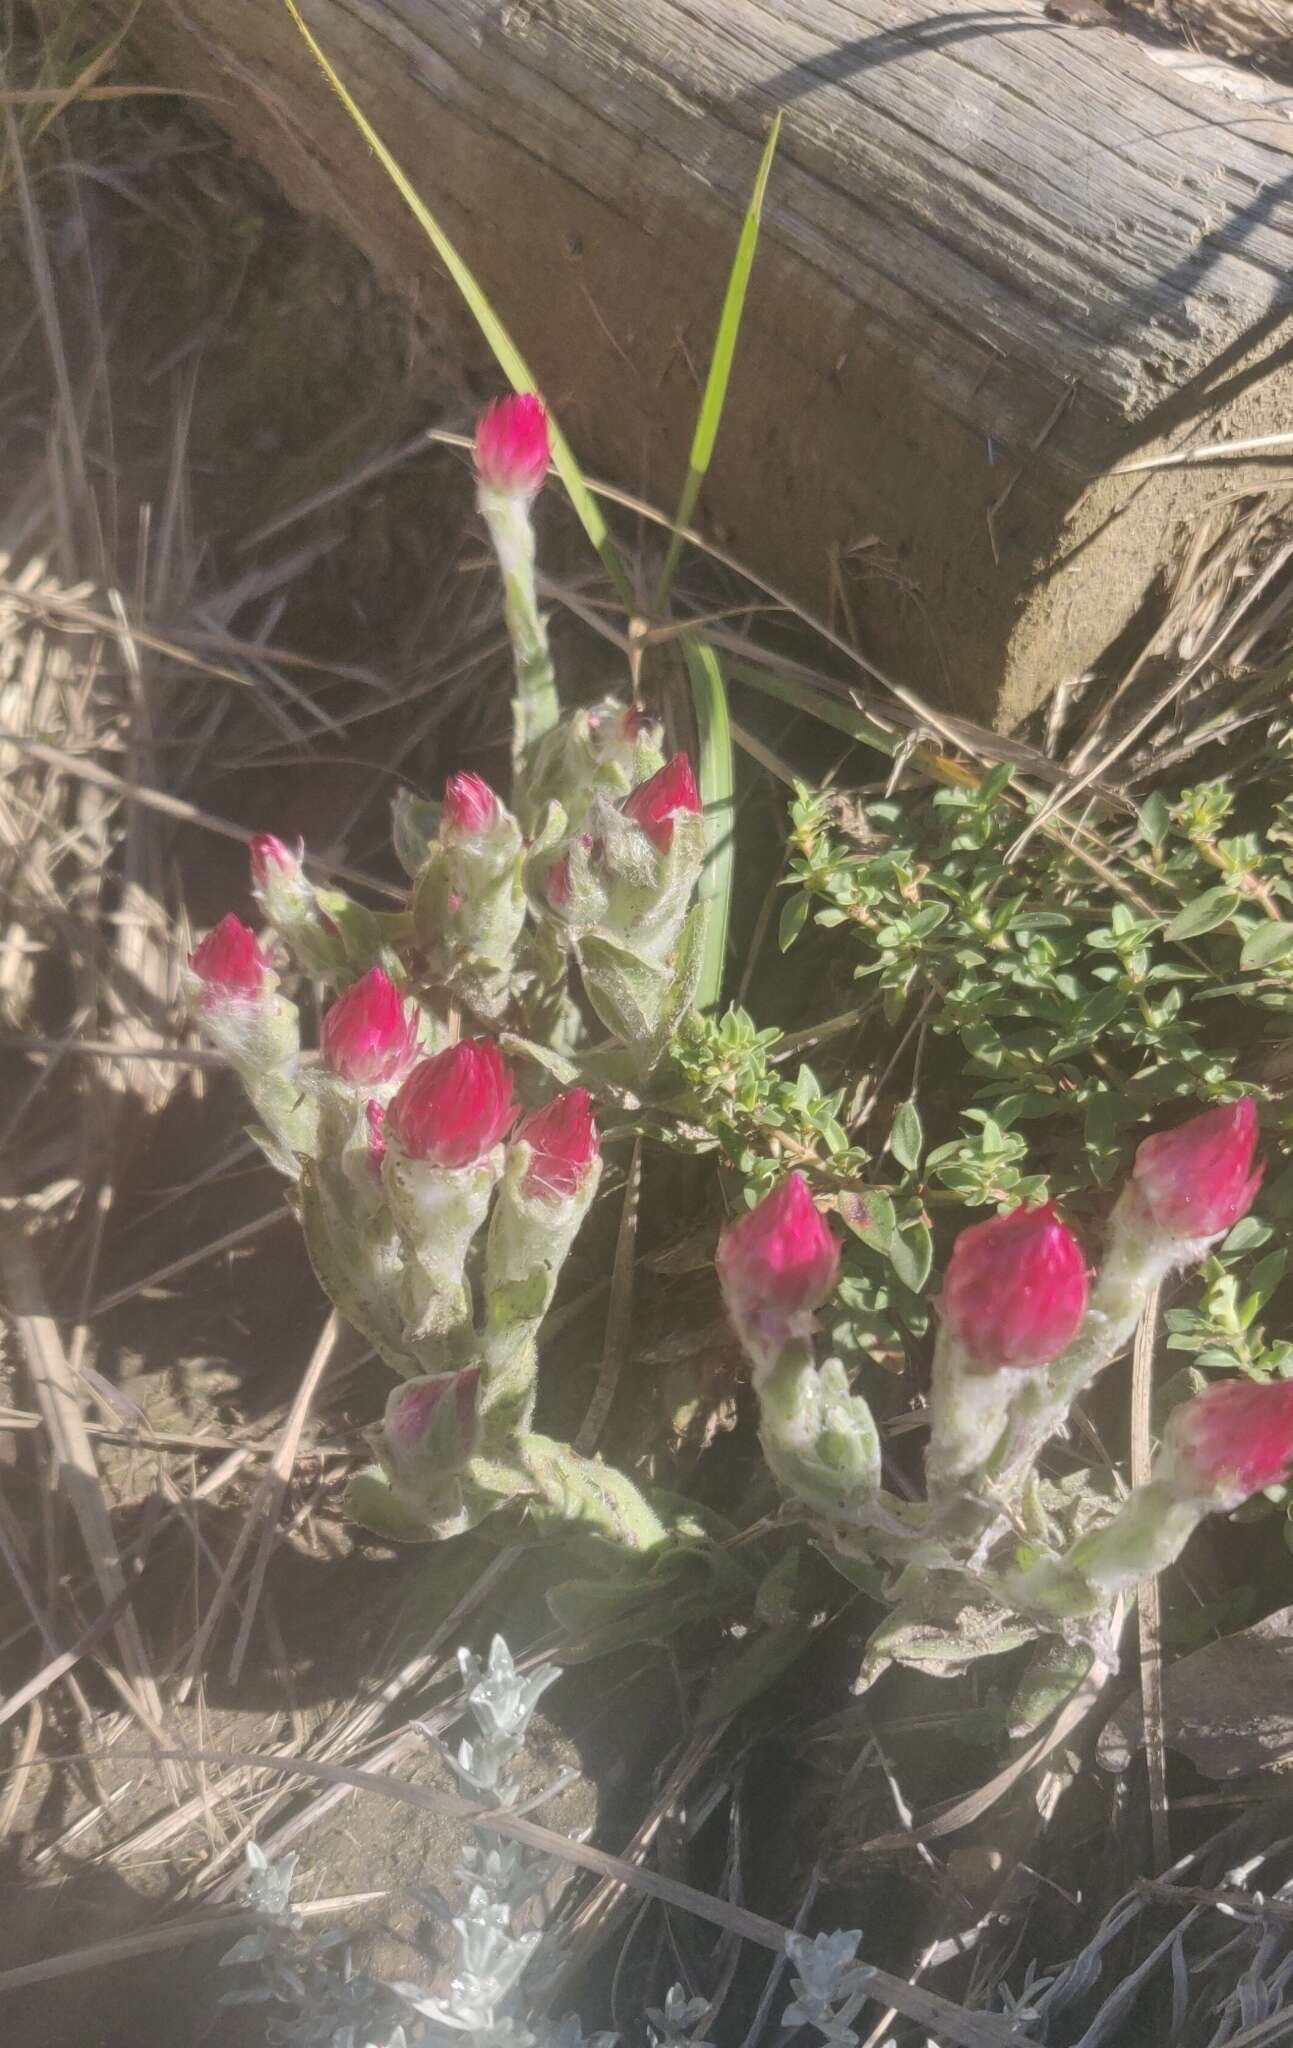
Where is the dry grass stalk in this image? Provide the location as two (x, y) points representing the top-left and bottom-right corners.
(0, 1173), (171, 1751)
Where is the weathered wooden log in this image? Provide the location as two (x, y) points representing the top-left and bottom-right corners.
(143, 0), (1293, 725)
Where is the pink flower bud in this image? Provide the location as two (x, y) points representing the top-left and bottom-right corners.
(248, 833), (300, 892)
(622, 752), (701, 854)
(385, 1366), (481, 1470)
(188, 914), (271, 1005)
(1164, 1377), (1293, 1506)
(365, 1098), (387, 1179)
(473, 393), (549, 497)
(442, 771), (500, 842)
(387, 1038), (515, 1169)
(717, 1172), (841, 1355)
(514, 1088), (599, 1200)
(545, 854), (573, 910)
(320, 968), (420, 1087)
(542, 834), (593, 914)
(940, 1202), (1087, 1371)
(1133, 1098), (1263, 1241)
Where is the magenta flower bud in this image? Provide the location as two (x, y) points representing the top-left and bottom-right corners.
(514, 1088), (599, 1200)
(188, 914), (271, 1006)
(545, 853), (573, 910)
(717, 1173), (841, 1357)
(248, 833), (300, 893)
(442, 771), (500, 842)
(622, 752), (701, 854)
(365, 1098), (387, 1180)
(541, 833), (593, 916)
(940, 1203), (1087, 1371)
(387, 1038), (515, 1169)
(1164, 1377), (1293, 1507)
(385, 1366), (481, 1473)
(320, 968), (420, 1088)
(473, 393), (549, 498)
(1133, 1098), (1263, 1242)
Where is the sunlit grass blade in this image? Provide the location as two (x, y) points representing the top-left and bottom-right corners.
(727, 658), (899, 758)
(655, 113), (781, 610)
(281, 0), (632, 607)
(684, 635), (734, 1010)
(729, 658), (1001, 794)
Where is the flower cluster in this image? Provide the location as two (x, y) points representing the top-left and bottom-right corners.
(524, 748), (706, 1062)
(178, 393), (707, 1550)
(716, 1097), (1276, 1646)
(184, 386), (1285, 1693)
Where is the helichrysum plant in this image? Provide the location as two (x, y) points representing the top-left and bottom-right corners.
(188, 387), (1293, 1710)
(716, 1097), (1293, 1704)
(187, 396), (700, 1556)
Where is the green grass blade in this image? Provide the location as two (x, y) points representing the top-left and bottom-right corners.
(726, 658), (899, 759)
(281, 0), (632, 607)
(683, 635), (734, 1011)
(655, 114), (781, 611)
(728, 659), (984, 797)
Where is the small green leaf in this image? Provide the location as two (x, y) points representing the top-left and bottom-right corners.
(779, 893), (810, 952)
(1138, 791), (1171, 851)
(1078, 987), (1128, 1032)
(1246, 1248), (1287, 1309)
(1166, 888), (1241, 941)
(979, 762), (1015, 805)
(1241, 921), (1293, 972)
(1223, 1215), (1273, 1254)
(890, 1219), (933, 1293)
(838, 1188), (896, 1252)
(889, 1098), (924, 1173)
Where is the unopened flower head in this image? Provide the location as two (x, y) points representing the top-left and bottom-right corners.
(1133, 1097), (1263, 1242)
(474, 393), (549, 498)
(442, 771), (500, 842)
(320, 968), (420, 1088)
(188, 914), (271, 1006)
(386, 1366), (481, 1463)
(387, 1038), (515, 1169)
(622, 752), (701, 854)
(514, 1087), (599, 1200)
(542, 834), (593, 916)
(940, 1202), (1087, 1371)
(717, 1172), (841, 1356)
(248, 834), (301, 892)
(1163, 1376), (1293, 1507)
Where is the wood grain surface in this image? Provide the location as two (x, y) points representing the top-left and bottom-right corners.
(142, 0), (1293, 721)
